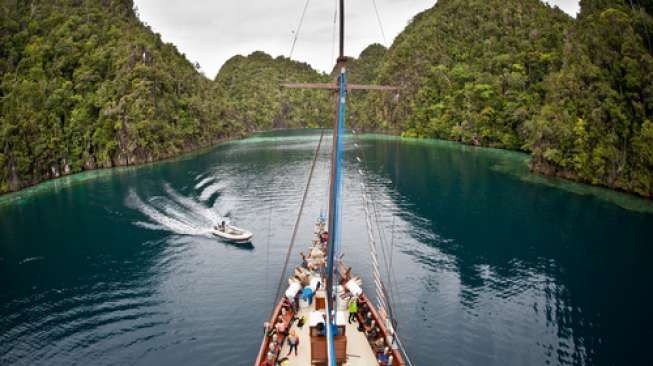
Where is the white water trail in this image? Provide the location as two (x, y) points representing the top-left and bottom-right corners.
(134, 221), (166, 231)
(126, 189), (216, 237)
(194, 176), (215, 190)
(156, 199), (203, 228)
(200, 181), (227, 202)
(164, 184), (220, 223)
(211, 193), (236, 218)
(19, 256), (45, 265)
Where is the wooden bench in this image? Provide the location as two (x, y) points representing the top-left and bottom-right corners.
(311, 335), (347, 365)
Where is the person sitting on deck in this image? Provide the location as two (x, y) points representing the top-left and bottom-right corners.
(373, 336), (385, 350)
(366, 324), (379, 339)
(275, 318), (288, 337)
(360, 302), (369, 317)
(263, 321), (272, 336)
(365, 311), (373, 327)
(286, 330), (299, 356)
(300, 251), (308, 268)
(260, 351), (275, 366)
(268, 340), (279, 355)
(316, 321), (326, 336)
(377, 352), (389, 365)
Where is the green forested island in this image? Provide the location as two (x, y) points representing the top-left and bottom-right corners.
(1, 0), (227, 193)
(1, 0), (652, 197)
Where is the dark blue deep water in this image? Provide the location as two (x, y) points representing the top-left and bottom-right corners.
(1, 130), (652, 366)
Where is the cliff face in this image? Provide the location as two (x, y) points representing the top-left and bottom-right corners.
(364, 0), (573, 148)
(526, 1), (653, 197)
(215, 51), (334, 132)
(356, 0), (652, 197)
(2, 0), (652, 198)
(0, 0), (228, 193)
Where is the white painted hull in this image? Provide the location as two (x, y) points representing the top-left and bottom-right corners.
(211, 224), (253, 243)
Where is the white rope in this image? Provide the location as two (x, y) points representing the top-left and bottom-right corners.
(370, 0), (387, 45)
(330, 0), (338, 64)
(353, 134), (414, 366)
(288, 0), (312, 59)
(361, 175), (391, 318)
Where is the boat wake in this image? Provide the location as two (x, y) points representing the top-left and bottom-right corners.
(19, 256), (45, 265)
(126, 183), (228, 237)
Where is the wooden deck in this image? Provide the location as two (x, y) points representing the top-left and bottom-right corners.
(279, 299), (378, 365)
(254, 222), (406, 366)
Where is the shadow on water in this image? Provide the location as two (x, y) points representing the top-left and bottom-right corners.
(1, 130), (651, 366)
(221, 241), (255, 251)
(0, 133), (323, 365)
(359, 135), (653, 366)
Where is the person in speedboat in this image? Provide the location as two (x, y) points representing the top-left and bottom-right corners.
(214, 220), (226, 231)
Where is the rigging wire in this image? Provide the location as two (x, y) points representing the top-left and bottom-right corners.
(368, 176), (399, 322)
(352, 131), (413, 366)
(271, 129), (325, 310)
(351, 132), (396, 316)
(288, 0), (312, 59)
(370, 0), (387, 45)
(331, 0), (339, 65)
(388, 213), (399, 323)
(266, 205), (272, 307)
(367, 166), (399, 321)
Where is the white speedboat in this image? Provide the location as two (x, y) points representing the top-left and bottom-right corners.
(211, 222), (253, 243)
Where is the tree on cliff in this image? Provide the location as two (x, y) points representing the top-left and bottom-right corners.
(366, 0), (572, 150)
(215, 51), (334, 132)
(525, 0), (653, 196)
(0, 0), (227, 193)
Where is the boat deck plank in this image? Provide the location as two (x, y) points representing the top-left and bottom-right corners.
(279, 302), (378, 365)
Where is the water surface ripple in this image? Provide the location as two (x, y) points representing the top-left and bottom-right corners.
(1, 130), (651, 366)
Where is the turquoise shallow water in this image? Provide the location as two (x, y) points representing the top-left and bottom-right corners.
(1, 129), (652, 365)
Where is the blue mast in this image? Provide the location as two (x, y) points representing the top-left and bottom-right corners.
(326, 65), (347, 366)
(326, 1), (346, 365)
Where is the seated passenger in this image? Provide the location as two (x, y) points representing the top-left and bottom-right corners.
(300, 251), (308, 268)
(373, 336), (385, 348)
(365, 311), (373, 327)
(316, 322), (326, 336)
(377, 352), (389, 364)
(261, 351), (275, 366)
(275, 318), (287, 337)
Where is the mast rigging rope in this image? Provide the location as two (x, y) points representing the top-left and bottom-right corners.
(289, 0), (312, 59)
(271, 129), (325, 310)
(352, 132), (413, 366)
(331, 0), (339, 65)
(370, 0), (387, 45)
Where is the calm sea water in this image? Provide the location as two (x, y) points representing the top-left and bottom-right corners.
(1, 130), (652, 366)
